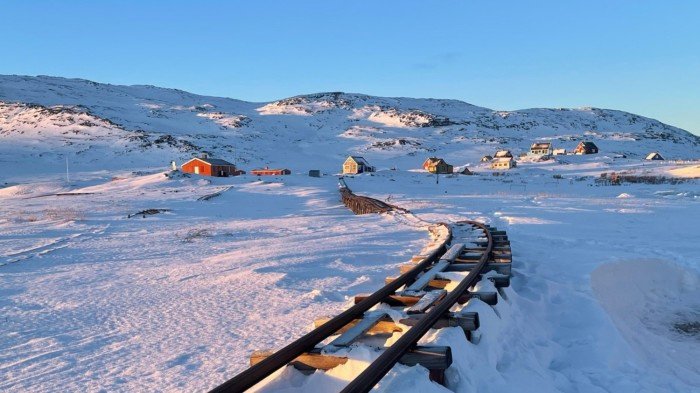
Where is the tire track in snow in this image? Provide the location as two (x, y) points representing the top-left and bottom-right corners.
(0, 225), (110, 266)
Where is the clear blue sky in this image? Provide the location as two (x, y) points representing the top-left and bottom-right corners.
(3, 1), (699, 134)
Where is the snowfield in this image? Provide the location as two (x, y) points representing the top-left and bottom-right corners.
(0, 75), (699, 392)
(1, 165), (698, 392)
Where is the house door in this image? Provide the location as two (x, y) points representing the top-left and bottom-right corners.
(194, 166), (200, 174)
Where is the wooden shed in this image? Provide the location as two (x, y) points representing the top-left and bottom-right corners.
(181, 154), (241, 177)
(251, 167), (291, 176)
(645, 152), (664, 161)
(422, 157), (453, 174)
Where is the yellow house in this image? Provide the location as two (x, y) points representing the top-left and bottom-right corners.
(490, 157), (516, 170)
(342, 156), (375, 174)
(422, 157), (453, 174)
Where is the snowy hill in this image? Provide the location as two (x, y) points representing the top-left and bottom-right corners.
(0, 75), (698, 178)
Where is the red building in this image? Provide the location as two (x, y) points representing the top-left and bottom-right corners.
(250, 167), (291, 176)
(181, 155), (242, 177)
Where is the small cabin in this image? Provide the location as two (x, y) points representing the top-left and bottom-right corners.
(530, 142), (553, 156)
(308, 170), (321, 178)
(459, 167), (473, 175)
(494, 150), (513, 159)
(491, 157), (516, 170)
(251, 167), (291, 176)
(481, 155), (493, 162)
(342, 156), (375, 174)
(181, 154), (241, 177)
(645, 152), (664, 161)
(422, 157), (453, 174)
(553, 148), (567, 156)
(574, 141), (599, 155)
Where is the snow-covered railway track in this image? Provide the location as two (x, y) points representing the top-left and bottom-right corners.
(209, 192), (512, 393)
(338, 180), (409, 215)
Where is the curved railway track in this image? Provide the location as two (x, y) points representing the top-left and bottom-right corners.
(338, 179), (409, 215)
(210, 188), (511, 393)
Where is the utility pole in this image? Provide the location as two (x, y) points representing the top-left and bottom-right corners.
(65, 155), (70, 184)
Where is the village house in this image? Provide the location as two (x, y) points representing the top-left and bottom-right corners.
(251, 167), (291, 176)
(422, 157), (453, 174)
(181, 154), (242, 177)
(574, 141), (599, 155)
(645, 152), (664, 161)
(494, 150), (513, 159)
(342, 156), (375, 174)
(490, 157), (516, 170)
(553, 148), (567, 156)
(530, 142), (553, 156)
(481, 155), (493, 162)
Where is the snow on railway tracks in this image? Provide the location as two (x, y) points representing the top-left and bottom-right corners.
(209, 187), (512, 393)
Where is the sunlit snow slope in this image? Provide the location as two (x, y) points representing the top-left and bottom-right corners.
(1, 75), (698, 179)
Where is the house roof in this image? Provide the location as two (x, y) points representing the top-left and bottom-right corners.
(348, 156), (371, 166)
(578, 141), (598, 149)
(646, 152), (663, 159)
(425, 157), (446, 165)
(494, 150), (512, 157)
(183, 157), (235, 166)
(531, 142), (552, 149)
(251, 168), (289, 172)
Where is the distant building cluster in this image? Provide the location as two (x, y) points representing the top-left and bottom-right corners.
(175, 139), (667, 179)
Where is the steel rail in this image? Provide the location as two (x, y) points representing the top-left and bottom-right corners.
(209, 223), (452, 393)
(339, 220), (494, 393)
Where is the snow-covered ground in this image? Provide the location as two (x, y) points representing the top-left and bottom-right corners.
(1, 75), (699, 392)
(1, 162), (698, 392)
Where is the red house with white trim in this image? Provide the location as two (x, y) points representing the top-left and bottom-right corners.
(181, 154), (242, 177)
(251, 167), (291, 176)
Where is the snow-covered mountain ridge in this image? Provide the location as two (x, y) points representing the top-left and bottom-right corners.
(1, 75), (698, 175)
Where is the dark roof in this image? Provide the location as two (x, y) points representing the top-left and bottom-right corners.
(580, 141), (598, 149)
(349, 156), (370, 166)
(425, 157), (446, 164)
